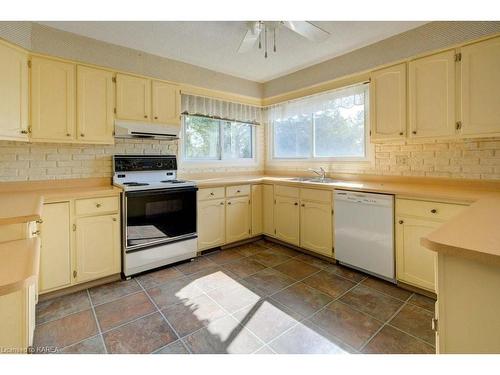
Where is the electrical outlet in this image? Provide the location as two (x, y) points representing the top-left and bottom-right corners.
(396, 155), (408, 166)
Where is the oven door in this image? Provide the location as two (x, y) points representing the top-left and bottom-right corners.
(124, 187), (197, 252)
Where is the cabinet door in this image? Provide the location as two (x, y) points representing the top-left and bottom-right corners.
(300, 200), (333, 256)
(370, 63), (407, 141)
(116, 74), (151, 121)
(75, 214), (120, 283)
(274, 195), (300, 246)
(0, 43), (28, 141)
(31, 57), (76, 141)
(77, 66), (115, 143)
(396, 216), (439, 292)
(460, 36), (500, 136)
(39, 202), (72, 293)
(409, 50), (456, 138)
(152, 80), (180, 125)
(198, 199), (225, 250)
(251, 185), (263, 236)
(262, 184), (275, 236)
(226, 196), (251, 244)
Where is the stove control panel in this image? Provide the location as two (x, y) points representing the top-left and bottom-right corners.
(113, 155), (177, 172)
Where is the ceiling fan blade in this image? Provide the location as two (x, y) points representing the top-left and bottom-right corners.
(281, 21), (330, 42)
(238, 22), (262, 53)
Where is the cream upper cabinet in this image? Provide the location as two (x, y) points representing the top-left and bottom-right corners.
(0, 42), (29, 141)
(409, 50), (456, 138)
(300, 200), (333, 257)
(116, 74), (151, 121)
(77, 66), (115, 143)
(274, 195), (300, 246)
(226, 196), (251, 244)
(459, 36), (500, 136)
(197, 199), (225, 250)
(251, 185), (263, 236)
(31, 56), (76, 141)
(152, 80), (180, 125)
(396, 216), (439, 292)
(75, 214), (120, 283)
(39, 202), (72, 293)
(370, 63), (407, 141)
(262, 185), (275, 236)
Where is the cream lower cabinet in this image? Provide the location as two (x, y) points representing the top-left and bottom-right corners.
(274, 195), (300, 247)
(38, 196), (121, 294)
(300, 200), (333, 257)
(75, 214), (120, 283)
(396, 198), (467, 292)
(226, 196), (251, 243)
(39, 202), (72, 293)
(197, 198), (226, 251)
(262, 184), (275, 236)
(251, 185), (263, 236)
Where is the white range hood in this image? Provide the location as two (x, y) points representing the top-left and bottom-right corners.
(114, 120), (180, 140)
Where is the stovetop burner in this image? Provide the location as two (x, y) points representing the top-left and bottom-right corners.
(161, 180), (186, 184)
(123, 182), (150, 186)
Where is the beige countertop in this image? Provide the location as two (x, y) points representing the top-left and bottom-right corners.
(421, 197), (500, 267)
(0, 237), (40, 296)
(0, 192), (43, 225)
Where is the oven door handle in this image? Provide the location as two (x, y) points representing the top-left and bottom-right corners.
(125, 186), (198, 197)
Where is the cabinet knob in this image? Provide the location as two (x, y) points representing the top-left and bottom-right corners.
(399, 132), (404, 136)
(227, 201), (232, 205)
(20, 130), (28, 134)
(412, 131), (417, 135)
(112, 217), (117, 221)
(66, 133), (71, 137)
(96, 203), (102, 208)
(73, 270), (77, 278)
(80, 133), (85, 137)
(220, 202), (224, 205)
(32, 230), (40, 236)
(36, 219), (43, 224)
(236, 190), (241, 193)
(294, 202), (298, 206)
(398, 220), (404, 224)
(144, 115), (148, 119)
(430, 209), (437, 214)
(210, 192), (214, 196)
(301, 203), (305, 207)
(154, 116), (158, 119)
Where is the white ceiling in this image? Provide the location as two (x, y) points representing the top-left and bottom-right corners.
(38, 21), (428, 82)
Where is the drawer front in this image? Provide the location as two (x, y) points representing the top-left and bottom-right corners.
(300, 188), (332, 203)
(75, 196), (120, 216)
(226, 184), (250, 197)
(396, 199), (467, 221)
(198, 187), (225, 201)
(275, 185), (300, 198)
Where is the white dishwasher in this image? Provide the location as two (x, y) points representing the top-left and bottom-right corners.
(334, 190), (395, 282)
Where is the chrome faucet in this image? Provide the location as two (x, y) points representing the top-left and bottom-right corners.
(308, 167), (327, 180)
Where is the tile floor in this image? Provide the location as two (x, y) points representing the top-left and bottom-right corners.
(33, 239), (436, 354)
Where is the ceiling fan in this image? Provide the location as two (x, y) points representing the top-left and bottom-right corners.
(238, 21), (331, 58)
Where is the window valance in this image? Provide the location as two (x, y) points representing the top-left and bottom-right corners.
(181, 94), (262, 125)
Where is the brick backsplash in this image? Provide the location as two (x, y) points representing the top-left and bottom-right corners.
(265, 137), (500, 181)
(1, 135), (499, 182)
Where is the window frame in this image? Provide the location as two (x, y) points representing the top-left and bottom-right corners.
(270, 84), (370, 162)
(181, 115), (257, 165)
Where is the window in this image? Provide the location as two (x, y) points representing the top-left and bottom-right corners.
(183, 115), (254, 161)
(271, 84), (368, 160)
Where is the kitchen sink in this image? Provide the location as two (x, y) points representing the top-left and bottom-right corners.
(288, 177), (338, 184)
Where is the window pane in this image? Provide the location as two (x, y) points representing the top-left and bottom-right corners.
(223, 122), (253, 159)
(273, 116), (311, 158)
(184, 116), (219, 159)
(314, 98), (365, 157)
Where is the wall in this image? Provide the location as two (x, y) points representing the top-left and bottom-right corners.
(265, 134), (500, 180)
(263, 21), (500, 98)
